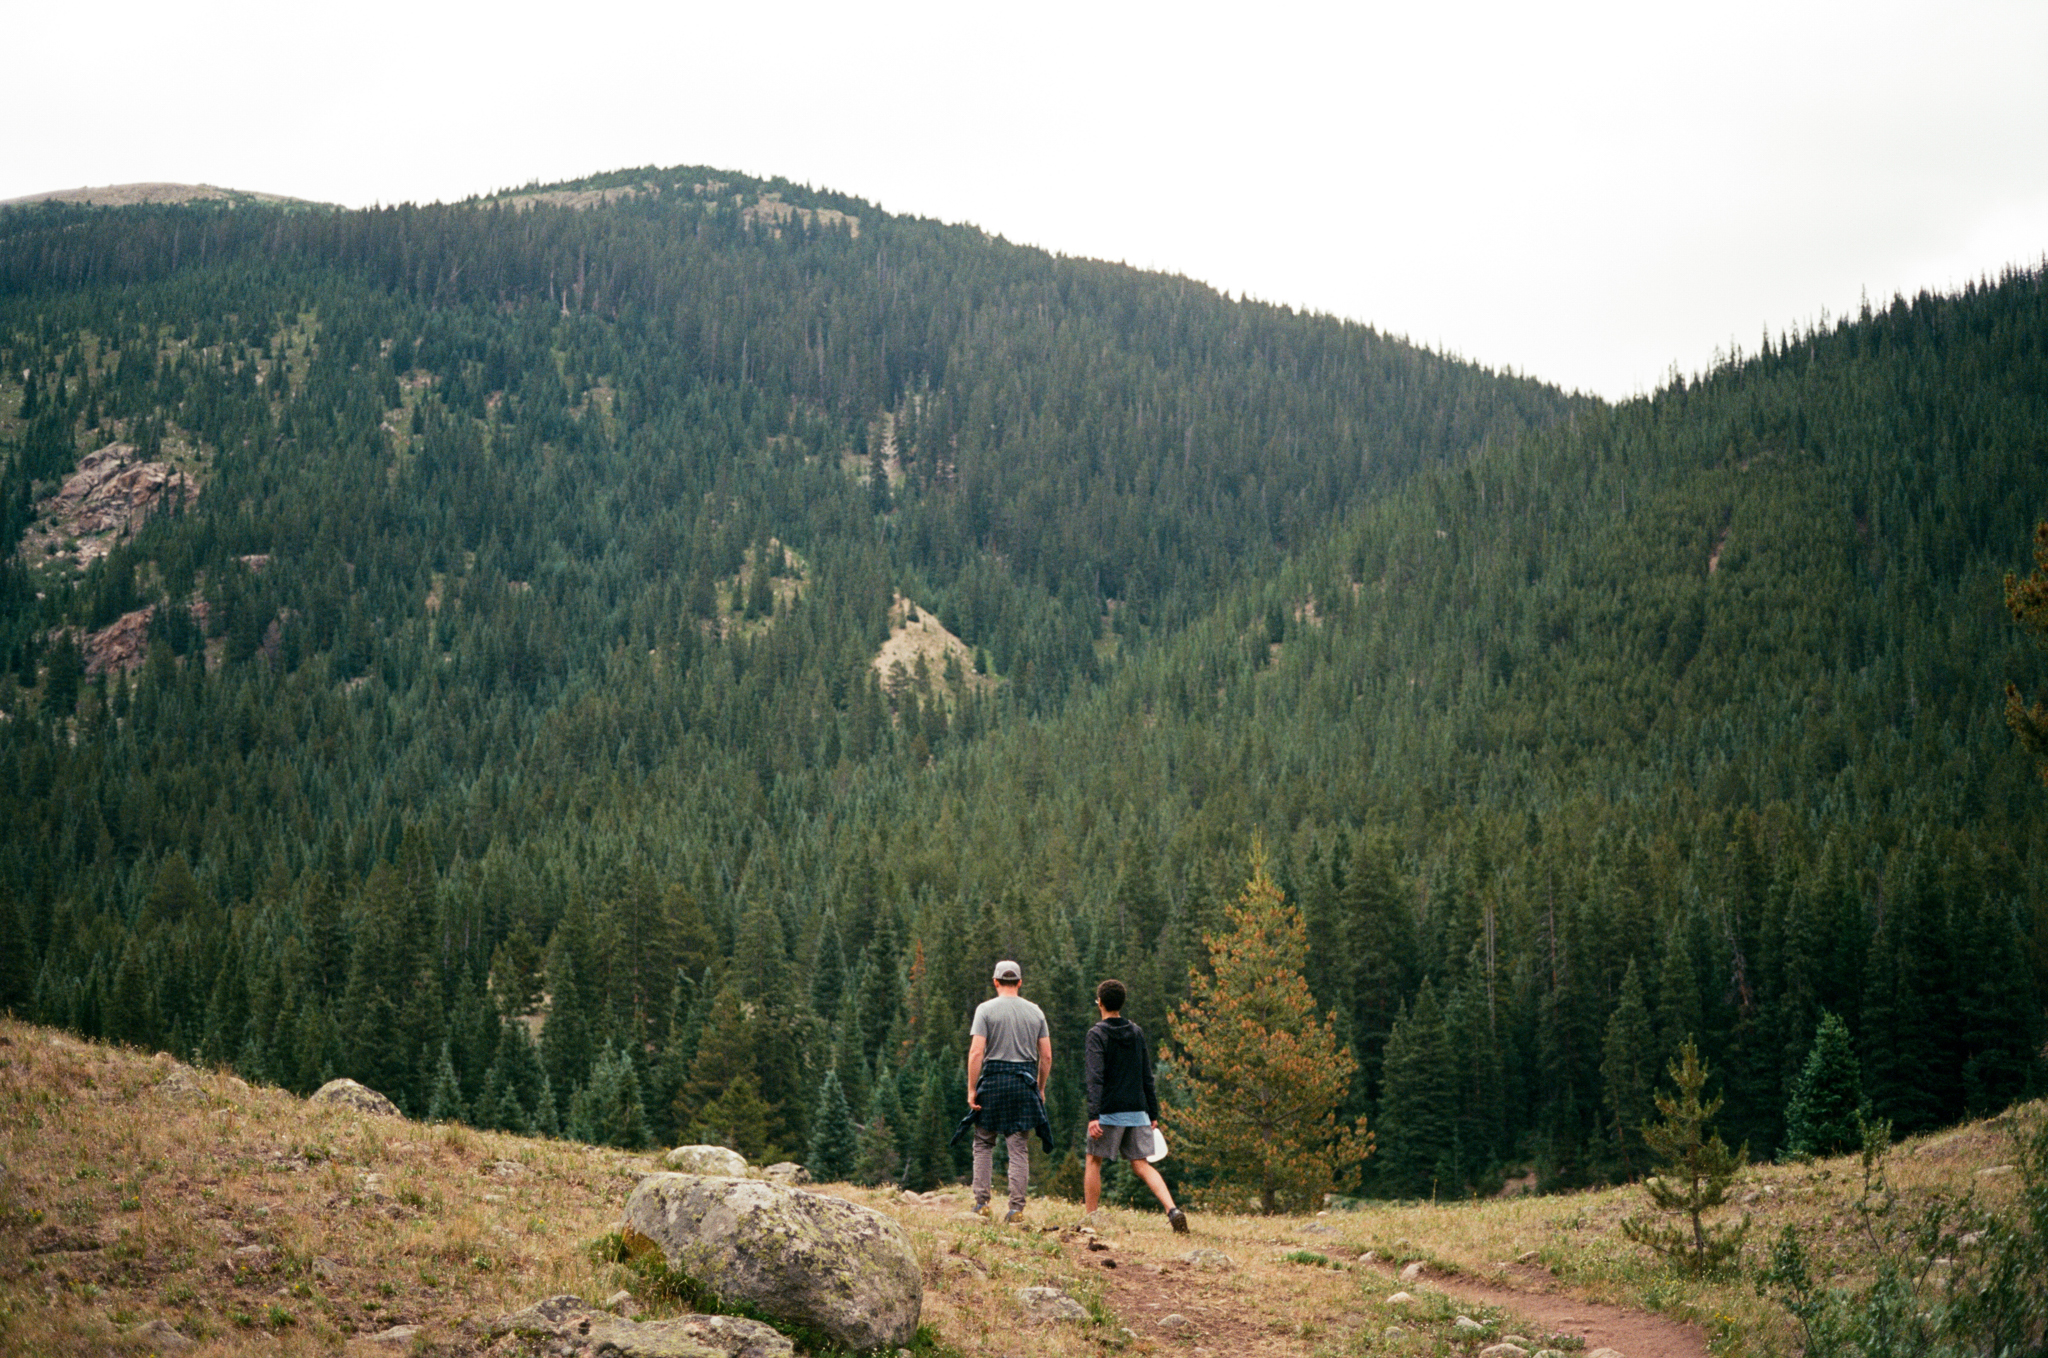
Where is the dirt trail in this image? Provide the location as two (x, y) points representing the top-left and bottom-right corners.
(1363, 1259), (1709, 1358)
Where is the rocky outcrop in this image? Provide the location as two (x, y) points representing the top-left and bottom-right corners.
(310, 1079), (401, 1117)
(663, 1145), (748, 1176)
(486, 1294), (793, 1358)
(620, 1173), (920, 1352)
(82, 606), (156, 677)
(758, 1162), (810, 1185)
(21, 443), (198, 568)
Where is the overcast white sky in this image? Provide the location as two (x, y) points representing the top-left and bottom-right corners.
(9, 0), (2047, 399)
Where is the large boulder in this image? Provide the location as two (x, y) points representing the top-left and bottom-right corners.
(310, 1079), (401, 1117)
(664, 1145), (749, 1176)
(621, 1173), (921, 1352)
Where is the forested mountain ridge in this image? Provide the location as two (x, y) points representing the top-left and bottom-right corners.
(0, 168), (2042, 1206)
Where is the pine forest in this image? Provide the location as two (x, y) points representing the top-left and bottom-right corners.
(0, 167), (2043, 1206)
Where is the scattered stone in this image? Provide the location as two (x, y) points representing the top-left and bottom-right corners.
(616, 1158), (660, 1178)
(1386, 1292), (1416, 1304)
(1536, 1349), (1567, 1358)
(1016, 1286), (1089, 1323)
(952, 1210), (989, 1224)
(361, 1325), (420, 1346)
(483, 1192), (505, 1203)
(1503, 1335), (1533, 1348)
(1481, 1344), (1531, 1358)
(1299, 1222), (1335, 1234)
(604, 1289), (635, 1312)
(621, 1172), (920, 1351)
(1385, 1327), (1408, 1340)
(1160, 1313), (1193, 1331)
(663, 1145), (749, 1176)
(1976, 1165), (2015, 1178)
(358, 1173), (389, 1198)
(1181, 1248), (1233, 1270)
(230, 1244), (274, 1268)
(1400, 1260), (1426, 1281)
(1587, 1348), (1626, 1358)
(1455, 1315), (1489, 1334)
(155, 1067), (208, 1104)
(487, 1295), (792, 1358)
(312, 1256), (341, 1281)
(1516, 1250), (1542, 1265)
(1362, 1249), (1379, 1263)
(939, 1256), (988, 1280)
(759, 1162), (811, 1185)
(133, 1318), (193, 1350)
(487, 1159), (528, 1178)
(312, 1079), (401, 1117)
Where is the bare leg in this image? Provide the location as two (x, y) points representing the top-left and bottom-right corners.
(1131, 1157), (1177, 1213)
(1084, 1154), (1104, 1212)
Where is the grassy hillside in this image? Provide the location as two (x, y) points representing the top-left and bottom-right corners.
(2, 1020), (2041, 1357)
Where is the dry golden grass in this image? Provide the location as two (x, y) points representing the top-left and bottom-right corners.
(1, 1016), (2035, 1358)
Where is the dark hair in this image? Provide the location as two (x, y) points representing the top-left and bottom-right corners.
(1095, 979), (1127, 1013)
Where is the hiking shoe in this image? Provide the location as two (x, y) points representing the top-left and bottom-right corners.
(1168, 1207), (1188, 1233)
(971, 1201), (991, 1220)
(1003, 1207), (1026, 1225)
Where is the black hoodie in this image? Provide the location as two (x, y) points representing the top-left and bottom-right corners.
(1084, 1015), (1160, 1122)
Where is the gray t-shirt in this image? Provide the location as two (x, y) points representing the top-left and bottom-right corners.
(971, 994), (1049, 1064)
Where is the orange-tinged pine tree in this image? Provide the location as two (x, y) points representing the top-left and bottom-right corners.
(1169, 846), (1374, 1212)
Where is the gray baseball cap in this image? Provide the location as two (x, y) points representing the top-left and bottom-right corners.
(992, 959), (1022, 982)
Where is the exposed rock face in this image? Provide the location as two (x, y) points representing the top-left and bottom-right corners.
(21, 443), (198, 568)
(82, 606), (156, 678)
(620, 1173), (921, 1352)
(487, 1294), (794, 1358)
(310, 1079), (401, 1117)
(663, 1145), (748, 1176)
(758, 1162), (810, 1185)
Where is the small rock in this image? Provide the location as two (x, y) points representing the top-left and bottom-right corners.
(1386, 1291), (1416, 1304)
(616, 1158), (659, 1178)
(760, 1162), (811, 1185)
(1182, 1248), (1233, 1270)
(1503, 1335), (1533, 1348)
(1299, 1222), (1336, 1235)
(604, 1289), (635, 1312)
(155, 1068), (208, 1104)
(231, 1244), (273, 1267)
(487, 1159), (527, 1178)
(358, 1172), (389, 1198)
(482, 1192), (505, 1203)
(312, 1256), (340, 1281)
(1587, 1348), (1626, 1358)
(1976, 1165), (2015, 1178)
(939, 1256), (988, 1280)
(1160, 1313), (1192, 1331)
(663, 1144), (749, 1176)
(312, 1079), (402, 1117)
(1385, 1327), (1408, 1339)
(1400, 1260), (1426, 1280)
(133, 1318), (193, 1350)
(1516, 1250), (1541, 1264)
(953, 1210), (990, 1224)
(1016, 1286), (1089, 1323)
(1455, 1315), (1489, 1334)
(1481, 1345), (1530, 1358)
(363, 1325), (419, 1346)
(1536, 1351), (1567, 1358)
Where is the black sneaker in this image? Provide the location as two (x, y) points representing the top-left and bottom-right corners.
(1168, 1207), (1188, 1233)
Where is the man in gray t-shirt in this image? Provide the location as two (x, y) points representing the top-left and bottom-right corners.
(966, 959), (1051, 1221)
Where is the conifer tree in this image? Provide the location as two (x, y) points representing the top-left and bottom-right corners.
(1171, 848), (1373, 1212)
(899, 1067), (959, 1192)
(1601, 960), (1660, 1178)
(426, 1040), (465, 1123)
(1376, 982), (1454, 1197)
(806, 1068), (861, 1183)
(1783, 1012), (1863, 1158)
(854, 1078), (902, 1186)
(1622, 1039), (1750, 1275)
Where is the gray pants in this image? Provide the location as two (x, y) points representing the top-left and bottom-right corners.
(972, 1126), (1029, 1212)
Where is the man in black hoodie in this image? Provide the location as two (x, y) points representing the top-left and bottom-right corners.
(1082, 978), (1187, 1231)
